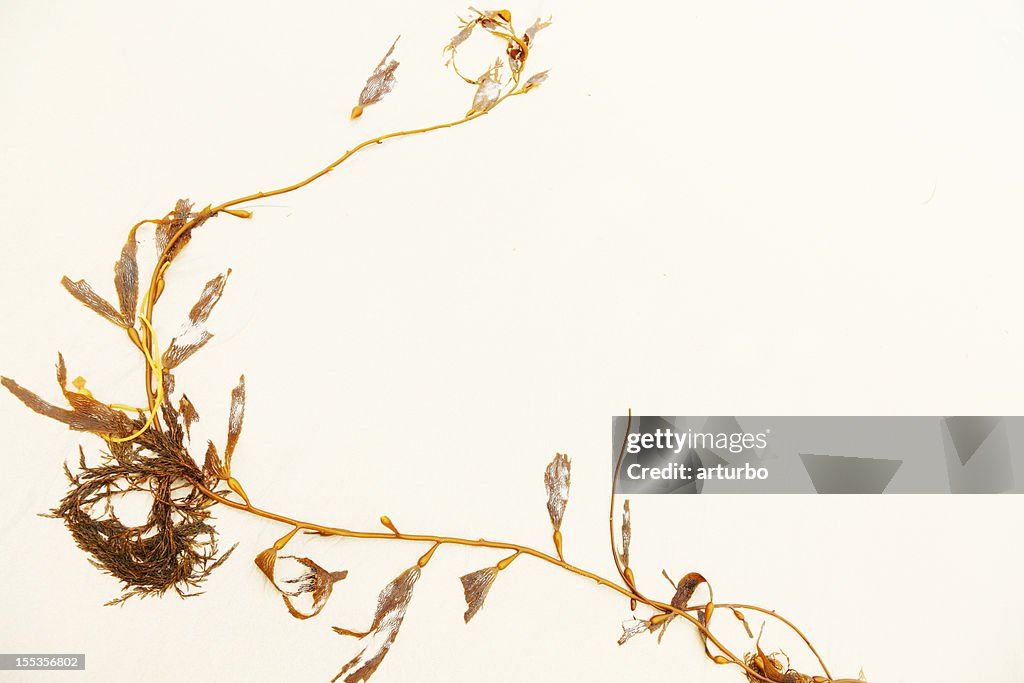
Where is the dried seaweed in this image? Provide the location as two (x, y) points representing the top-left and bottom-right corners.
(351, 37), (400, 119)
(0, 9), (858, 683)
(470, 59), (504, 113)
(60, 277), (128, 328)
(224, 375), (245, 474)
(179, 395), (198, 440)
(522, 69), (549, 92)
(162, 271), (229, 370)
(619, 499), (631, 567)
(332, 566), (420, 682)
(3, 355), (133, 436)
(447, 23), (475, 50)
(544, 452), (571, 530)
(53, 409), (235, 604)
(459, 566), (499, 622)
(114, 232), (139, 327)
(523, 17), (550, 45)
(253, 551), (349, 621)
(543, 452), (571, 559)
(618, 617), (656, 645)
(203, 441), (224, 486)
(155, 199), (211, 263)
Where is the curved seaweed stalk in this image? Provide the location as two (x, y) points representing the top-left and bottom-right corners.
(2, 9), (863, 683)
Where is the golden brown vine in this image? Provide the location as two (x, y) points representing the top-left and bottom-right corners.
(2, 9), (864, 683)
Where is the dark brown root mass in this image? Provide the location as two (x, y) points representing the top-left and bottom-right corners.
(49, 405), (236, 606)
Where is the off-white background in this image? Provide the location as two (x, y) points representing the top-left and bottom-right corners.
(2, 1), (1023, 681)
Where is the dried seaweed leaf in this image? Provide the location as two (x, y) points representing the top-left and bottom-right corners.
(162, 370), (175, 396)
(471, 8), (511, 28)
(543, 452), (571, 531)
(114, 232), (139, 326)
(352, 37), (400, 118)
(1, 355), (132, 436)
(56, 356), (132, 434)
(190, 270), (230, 324)
(447, 22), (475, 50)
(162, 329), (214, 370)
(254, 547), (277, 582)
(2, 375), (78, 427)
(278, 555), (348, 620)
(617, 618), (655, 645)
(619, 499), (631, 568)
(156, 199), (191, 252)
(179, 394), (198, 440)
(162, 271), (229, 370)
(203, 441), (224, 485)
(671, 571), (707, 609)
(155, 199), (210, 263)
(61, 390), (132, 435)
(224, 375), (245, 472)
(522, 70), (549, 92)
(255, 545), (347, 622)
(459, 566), (498, 623)
(523, 17), (551, 45)
(61, 277), (127, 328)
(470, 60), (503, 113)
(332, 565), (421, 683)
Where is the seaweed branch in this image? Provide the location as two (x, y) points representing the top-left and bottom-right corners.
(2, 8), (864, 683)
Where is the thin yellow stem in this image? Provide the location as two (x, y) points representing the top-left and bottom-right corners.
(193, 480), (791, 683)
(609, 412), (644, 594)
(109, 314), (163, 443)
(213, 114), (483, 213)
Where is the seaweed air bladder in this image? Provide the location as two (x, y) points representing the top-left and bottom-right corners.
(2, 8), (864, 683)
